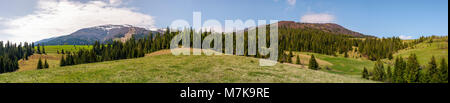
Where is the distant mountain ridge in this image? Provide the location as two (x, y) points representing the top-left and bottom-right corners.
(38, 21), (371, 45)
(37, 25), (163, 45)
(278, 21), (371, 37)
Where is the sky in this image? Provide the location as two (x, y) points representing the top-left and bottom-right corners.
(0, 0), (448, 42)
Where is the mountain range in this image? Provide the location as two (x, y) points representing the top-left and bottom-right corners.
(37, 25), (163, 45)
(37, 21), (372, 45)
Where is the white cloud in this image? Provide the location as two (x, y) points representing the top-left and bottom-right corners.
(399, 35), (414, 40)
(109, 0), (122, 6)
(0, 0), (154, 42)
(287, 0), (296, 6)
(300, 13), (335, 23)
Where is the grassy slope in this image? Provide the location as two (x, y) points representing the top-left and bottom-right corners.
(394, 37), (448, 65)
(19, 45), (89, 72)
(292, 52), (375, 78)
(0, 52), (375, 83)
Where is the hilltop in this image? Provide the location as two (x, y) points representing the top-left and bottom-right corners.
(278, 21), (372, 37)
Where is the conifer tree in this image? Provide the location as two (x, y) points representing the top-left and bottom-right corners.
(439, 58), (448, 83)
(362, 67), (369, 80)
(44, 59), (49, 69)
(42, 44), (46, 54)
(37, 57), (43, 69)
(60, 55), (66, 66)
(372, 60), (385, 81)
(37, 44), (41, 54)
(406, 54), (421, 83)
(394, 57), (407, 83)
(427, 56), (438, 83)
(386, 66), (393, 83)
(309, 55), (319, 70)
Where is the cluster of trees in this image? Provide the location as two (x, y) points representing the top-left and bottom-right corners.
(278, 27), (356, 57)
(35, 44), (46, 54)
(277, 27), (412, 61)
(36, 57), (49, 69)
(363, 54), (448, 83)
(0, 41), (35, 74)
(358, 37), (407, 61)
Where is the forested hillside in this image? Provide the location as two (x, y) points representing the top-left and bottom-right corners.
(0, 41), (34, 73)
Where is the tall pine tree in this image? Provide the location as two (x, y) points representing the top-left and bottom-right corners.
(406, 54), (421, 83)
(309, 55), (319, 70)
(427, 56), (438, 83)
(44, 59), (49, 69)
(439, 58), (448, 83)
(362, 67), (370, 80)
(37, 57), (43, 69)
(372, 60), (385, 82)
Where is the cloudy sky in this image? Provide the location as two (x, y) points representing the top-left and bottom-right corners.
(0, 0), (448, 42)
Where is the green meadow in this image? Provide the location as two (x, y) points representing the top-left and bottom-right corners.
(0, 52), (375, 83)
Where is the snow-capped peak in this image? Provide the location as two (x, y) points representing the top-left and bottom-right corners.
(92, 24), (134, 31)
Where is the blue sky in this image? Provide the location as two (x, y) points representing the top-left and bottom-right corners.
(0, 0), (448, 42)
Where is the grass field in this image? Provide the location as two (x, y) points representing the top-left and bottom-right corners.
(291, 52), (375, 77)
(17, 45), (91, 72)
(39, 45), (92, 54)
(18, 54), (62, 72)
(394, 37), (448, 65)
(0, 51), (375, 83)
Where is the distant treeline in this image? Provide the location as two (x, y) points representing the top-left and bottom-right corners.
(0, 41), (34, 74)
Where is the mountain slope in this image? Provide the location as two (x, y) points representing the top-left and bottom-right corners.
(278, 21), (371, 37)
(37, 25), (162, 45)
(0, 52), (375, 83)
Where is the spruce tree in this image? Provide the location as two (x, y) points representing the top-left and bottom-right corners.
(37, 57), (43, 69)
(372, 60), (385, 81)
(394, 57), (407, 83)
(37, 44), (41, 54)
(42, 44), (46, 54)
(362, 67), (369, 80)
(427, 56), (438, 83)
(406, 54), (421, 83)
(309, 55), (319, 70)
(60, 55), (66, 66)
(386, 66), (393, 83)
(44, 59), (49, 69)
(439, 58), (448, 83)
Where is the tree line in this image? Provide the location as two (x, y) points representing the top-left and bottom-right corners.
(0, 41), (35, 74)
(60, 28), (178, 67)
(364, 54), (448, 83)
